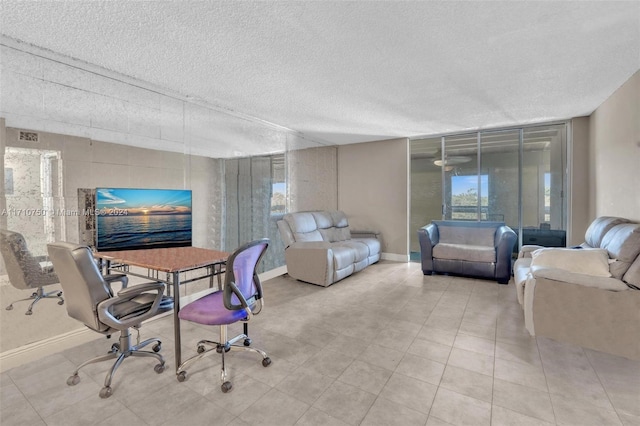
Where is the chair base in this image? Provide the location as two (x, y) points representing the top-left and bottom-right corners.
(5, 287), (64, 315)
(66, 328), (165, 398)
(176, 323), (271, 392)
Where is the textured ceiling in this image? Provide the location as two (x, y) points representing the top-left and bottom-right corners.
(0, 1), (639, 155)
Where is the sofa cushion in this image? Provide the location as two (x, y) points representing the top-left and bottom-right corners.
(352, 237), (381, 257)
(313, 211), (351, 242)
(530, 248), (611, 277)
(284, 212), (323, 242)
(433, 243), (496, 263)
(600, 224), (640, 279)
(331, 246), (356, 270)
(437, 225), (496, 247)
(334, 241), (369, 263)
(584, 216), (630, 248)
(330, 210), (349, 228)
(623, 256), (640, 287)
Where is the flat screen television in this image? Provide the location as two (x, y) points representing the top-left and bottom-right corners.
(95, 188), (192, 251)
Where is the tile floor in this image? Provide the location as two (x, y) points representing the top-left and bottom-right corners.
(1, 261), (639, 425)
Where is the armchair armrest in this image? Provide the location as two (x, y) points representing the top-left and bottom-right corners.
(418, 223), (439, 274)
(98, 281), (166, 329)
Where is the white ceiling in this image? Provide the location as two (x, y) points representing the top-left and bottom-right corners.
(0, 1), (638, 156)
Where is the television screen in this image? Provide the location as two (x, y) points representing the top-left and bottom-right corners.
(95, 188), (192, 251)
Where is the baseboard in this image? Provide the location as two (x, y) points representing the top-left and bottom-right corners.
(260, 265), (287, 281)
(0, 327), (98, 373)
(0, 267), (289, 373)
(381, 252), (409, 262)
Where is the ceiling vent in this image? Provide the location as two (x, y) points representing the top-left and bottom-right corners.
(19, 131), (39, 142)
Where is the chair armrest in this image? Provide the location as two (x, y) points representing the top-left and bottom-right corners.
(104, 273), (128, 289)
(519, 245), (544, 259)
(98, 281), (166, 329)
(117, 281), (164, 297)
(224, 281), (254, 320)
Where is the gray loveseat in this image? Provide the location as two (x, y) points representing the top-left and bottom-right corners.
(418, 220), (517, 284)
(277, 211), (381, 287)
(513, 216), (640, 360)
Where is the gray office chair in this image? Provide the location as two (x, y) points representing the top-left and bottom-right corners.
(0, 229), (64, 315)
(47, 241), (174, 398)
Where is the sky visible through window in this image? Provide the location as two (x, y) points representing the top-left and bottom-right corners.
(452, 175), (488, 199)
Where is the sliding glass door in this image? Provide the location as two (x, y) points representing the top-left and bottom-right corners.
(410, 122), (567, 257)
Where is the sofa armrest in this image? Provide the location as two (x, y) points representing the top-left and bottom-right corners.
(351, 230), (380, 240)
(530, 266), (629, 291)
(519, 244), (544, 259)
(285, 241), (334, 286)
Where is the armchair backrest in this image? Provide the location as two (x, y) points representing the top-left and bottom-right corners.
(0, 228), (57, 290)
(47, 242), (113, 333)
(223, 239), (269, 311)
(433, 221), (504, 247)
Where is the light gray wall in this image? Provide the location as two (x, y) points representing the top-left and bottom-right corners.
(589, 70), (640, 221)
(288, 146), (338, 212)
(569, 117), (590, 245)
(338, 138), (409, 258)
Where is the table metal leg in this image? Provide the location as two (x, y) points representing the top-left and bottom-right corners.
(172, 271), (182, 374)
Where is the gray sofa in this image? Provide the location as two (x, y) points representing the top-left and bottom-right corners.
(513, 216), (640, 360)
(418, 220), (517, 284)
(277, 211), (381, 286)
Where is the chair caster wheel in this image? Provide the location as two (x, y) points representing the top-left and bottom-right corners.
(6, 305), (13, 311)
(154, 363), (165, 374)
(197, 345), (206, 354)
(110, 343), (120, 353)
(57, 292), (63, 297)
(25, 310), (32, 316)
(67, 374), (80, 386)
(243, 338), (252, 346)
(58, 300), (64, 305)
(152, 343), (161, 352)
(221, 381), (233, 393)
(262, 357), (272, 367)
(99, 386), (113, 399)
(177, 371), (187, 382)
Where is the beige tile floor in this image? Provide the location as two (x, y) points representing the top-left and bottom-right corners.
(1, 260), (639, 425)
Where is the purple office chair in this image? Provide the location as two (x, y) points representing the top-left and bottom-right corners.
(176, 238), (271, 392)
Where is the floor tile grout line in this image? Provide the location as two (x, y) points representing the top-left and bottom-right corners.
(583, 347), (627, 425)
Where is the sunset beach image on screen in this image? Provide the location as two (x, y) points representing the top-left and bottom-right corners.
(95, 188), (192, 251)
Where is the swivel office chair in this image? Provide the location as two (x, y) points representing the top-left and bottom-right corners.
(1, 229), (63, 315)
(176, 238), (271, 392)
(47, 241), (174, 398)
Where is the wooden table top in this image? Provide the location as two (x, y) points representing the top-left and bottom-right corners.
(95, 246), (229, 273)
